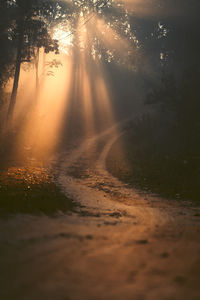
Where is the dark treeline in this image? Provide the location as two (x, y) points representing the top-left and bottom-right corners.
(113, 0), (200, 201)
(0, 0), (200, 200)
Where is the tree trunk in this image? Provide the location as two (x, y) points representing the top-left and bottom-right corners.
(7, 18), (24, 121)
(42, 50), (46, 77)
(35, 47), (40, 103)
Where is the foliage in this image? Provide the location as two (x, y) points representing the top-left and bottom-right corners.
(0, 167), (75, 215)
(0, 0), (72, 90)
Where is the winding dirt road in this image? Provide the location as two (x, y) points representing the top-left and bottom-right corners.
(0, 124), (200, 300)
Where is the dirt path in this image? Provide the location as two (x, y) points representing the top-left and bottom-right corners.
(0, 124), (200, 300)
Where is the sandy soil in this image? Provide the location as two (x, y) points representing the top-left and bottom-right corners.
(0, 123), (200, 300)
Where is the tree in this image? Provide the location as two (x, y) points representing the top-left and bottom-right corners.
(6, 0), (69, 120)
(0, 1), (16, 90)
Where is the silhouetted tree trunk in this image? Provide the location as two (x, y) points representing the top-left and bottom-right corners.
(35, 47), (40, 103)
(7, 17), (24, 121)
(42, 50), (46, 76)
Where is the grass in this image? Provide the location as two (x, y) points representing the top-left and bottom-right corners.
(0, 116), (75, 216)
(107, 116), (200, 204)
(0, 166), (75, 216)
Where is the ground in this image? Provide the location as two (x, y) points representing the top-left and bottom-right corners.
(0, 123), (200, 300)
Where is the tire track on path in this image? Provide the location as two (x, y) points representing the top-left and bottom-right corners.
(0, 123), (200, 300)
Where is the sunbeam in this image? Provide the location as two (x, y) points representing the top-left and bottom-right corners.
(53, 25), (73, 55)
(2, 1), (200, 299)
(4, 0), (138, 165)
(13, 50), (73, 164)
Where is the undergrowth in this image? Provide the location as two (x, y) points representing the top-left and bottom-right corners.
(107, 115), (200, 204)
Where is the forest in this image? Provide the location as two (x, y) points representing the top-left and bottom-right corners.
(1, 0), (200, 201)
(0, 1), (200, 299)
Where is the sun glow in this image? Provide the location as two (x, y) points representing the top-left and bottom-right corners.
(8, 1), (137, 164)
(13, 49), (73, 163)
(53, 26), (73, 55)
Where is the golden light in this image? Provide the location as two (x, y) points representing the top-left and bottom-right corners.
(13, 49), (73, 163)
(53, 26), (73, 55)
(8, 2), (137, 165)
